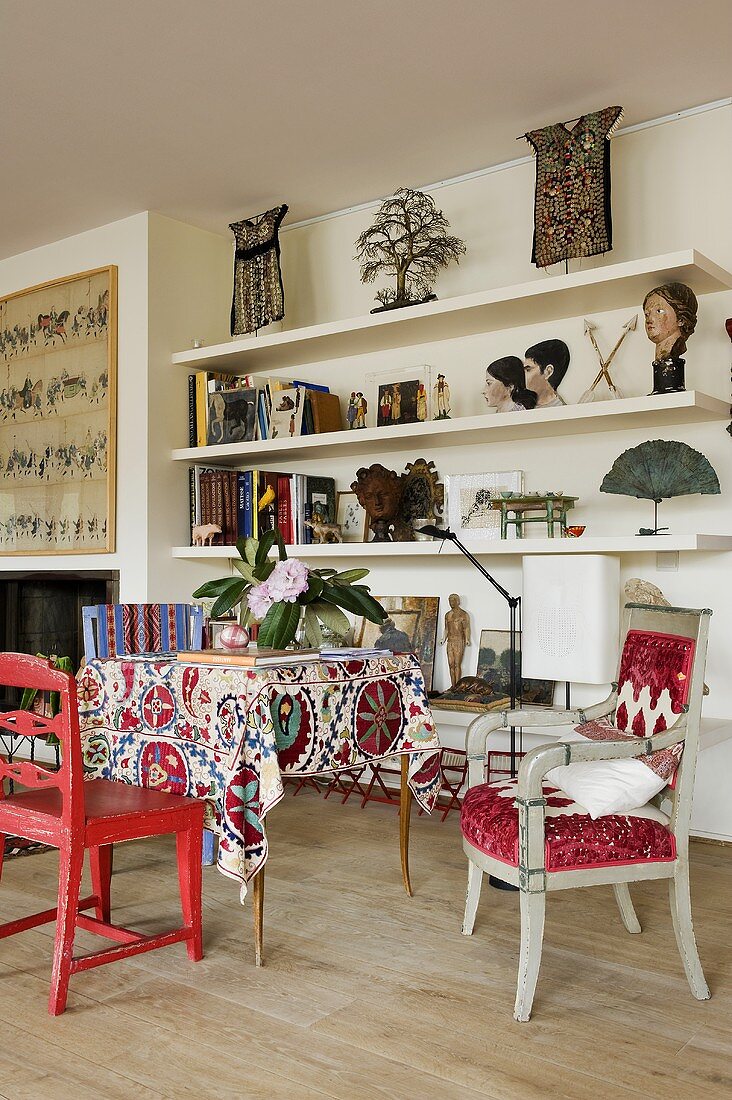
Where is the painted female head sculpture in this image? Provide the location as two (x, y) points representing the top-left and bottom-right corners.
(643, 282), (698, 394)
(483, 356), (537, 413)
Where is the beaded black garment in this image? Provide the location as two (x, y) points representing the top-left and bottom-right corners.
(229, 205), (288, 336)
(524, 107), (623, 269)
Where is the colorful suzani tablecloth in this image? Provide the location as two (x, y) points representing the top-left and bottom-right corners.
(78, 654), (441, 899)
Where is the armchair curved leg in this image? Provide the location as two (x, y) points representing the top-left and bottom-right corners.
(613, 883), (641, 934)
(462, 859), (483, 936)
(514, 890), (546, 1023)
(670, 868), (710, 1001)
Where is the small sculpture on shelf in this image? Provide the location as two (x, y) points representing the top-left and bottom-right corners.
(393, 458), (445, 541)
(192, 523), (222, 546)
(600, 438), (720, 535)
(355, 187), (466, 314)
(304, 518), (343, 544)
(643, 282), (698, 395)
(351, 463), (404, 542)
(483, 356), (537, 412)
(433, 374), (451, 419)
(580, 314), (637, 402)
(523, 339), (570, 408)
(441, 594), (471, 687)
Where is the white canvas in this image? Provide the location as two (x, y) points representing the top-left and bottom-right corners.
(445, 470), (523, 540)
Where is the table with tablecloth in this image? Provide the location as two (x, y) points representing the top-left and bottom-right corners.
(77, 653), (441, 916)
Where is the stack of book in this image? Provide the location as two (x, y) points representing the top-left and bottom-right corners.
(189, 469), (336, 547)
(188, 374), (342, 447)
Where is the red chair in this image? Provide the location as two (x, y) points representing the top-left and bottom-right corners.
(0, 653), (205, 1015)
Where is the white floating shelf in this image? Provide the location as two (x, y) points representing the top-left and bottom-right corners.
(172, 250), (732, 374)
(172, 391), (729, 465)
(173, 534), (732, 560)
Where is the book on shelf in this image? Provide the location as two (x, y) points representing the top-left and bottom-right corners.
(207, 387), (258, 446)
(189, 468), (336, 548)
(180, 647), (321, 668)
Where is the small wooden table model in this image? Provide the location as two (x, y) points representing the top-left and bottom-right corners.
(495, 494), (578, 538)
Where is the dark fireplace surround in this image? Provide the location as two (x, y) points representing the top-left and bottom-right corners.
(0, 570), (119, 708)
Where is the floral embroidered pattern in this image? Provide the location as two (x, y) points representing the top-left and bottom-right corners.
(525, 106), (622, 268)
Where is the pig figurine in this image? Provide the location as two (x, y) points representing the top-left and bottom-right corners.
(192, 523), (222, 546)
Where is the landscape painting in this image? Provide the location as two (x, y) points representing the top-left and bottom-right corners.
(0, 267), (117, 553)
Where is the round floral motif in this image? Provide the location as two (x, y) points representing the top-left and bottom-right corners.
(354, 679), (404, 758)
(139, 683), (176, 730)
(139, 740), (189, 793)
(77, 666), (104, 713)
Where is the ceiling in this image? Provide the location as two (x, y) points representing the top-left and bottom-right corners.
(3, 0), (732, 261)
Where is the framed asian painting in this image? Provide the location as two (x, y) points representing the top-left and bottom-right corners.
(0, 267), (117, 554)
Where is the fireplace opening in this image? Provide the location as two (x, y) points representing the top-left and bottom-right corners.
(0, 570), (118, 709)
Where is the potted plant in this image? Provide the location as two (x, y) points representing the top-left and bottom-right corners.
(192, 529), (386, 650)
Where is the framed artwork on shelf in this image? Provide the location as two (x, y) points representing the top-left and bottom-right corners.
(353, 595), (439, 691)
(0, 266), (117, 554)
(206, 387), (257, 445)
(306, 476), (336, 525)
(432, 628), (555, 711)
(445, 470), (523, 540)
(368, 365), (430, 428)
(336, 491), (368, 542)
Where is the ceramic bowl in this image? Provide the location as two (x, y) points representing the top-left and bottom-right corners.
(564, 525), (586, 538)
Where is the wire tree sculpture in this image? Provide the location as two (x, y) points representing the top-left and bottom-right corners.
(355, 188), (466, 313)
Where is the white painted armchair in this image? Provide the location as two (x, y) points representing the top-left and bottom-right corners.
(460, 603), (711, 1022)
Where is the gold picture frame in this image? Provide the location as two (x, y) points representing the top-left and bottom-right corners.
(0, 266), (117, 554)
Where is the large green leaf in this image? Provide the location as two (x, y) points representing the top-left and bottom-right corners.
(320, 584), (376, 616)
(232, 559), (256, 583)
(299, 574), (324, 604)
(310, 600), (351, 637)
(257, 600), (301, 649)
(244, 537), (259, 567)
(302, 607), (324, 647)
(255, 530), (275, 567)
(210, 578), (247, 618)
(192, 578), (234, 599)
(331, 568), (370, 584)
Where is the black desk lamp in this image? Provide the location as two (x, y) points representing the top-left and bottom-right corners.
(417, 525), (522, 773)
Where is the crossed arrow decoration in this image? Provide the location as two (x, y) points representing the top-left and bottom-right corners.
(580, 314), (638, 403)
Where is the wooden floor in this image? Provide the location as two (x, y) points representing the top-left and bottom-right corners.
(0, 792), (730, 1099)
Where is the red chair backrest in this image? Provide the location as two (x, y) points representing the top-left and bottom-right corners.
(0, 653), (84, 830)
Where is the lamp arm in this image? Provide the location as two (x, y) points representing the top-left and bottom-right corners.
(465, 692), (618, 789)
(446, 533), (516, 605)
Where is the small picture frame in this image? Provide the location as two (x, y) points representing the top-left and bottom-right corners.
(207, 617), (237, 650)
(446, 470), (523, 540)
(367, 365), (430, 429)
(336, 491), (368, 542)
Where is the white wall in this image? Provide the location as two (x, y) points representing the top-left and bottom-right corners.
(248, 103), (732, 839)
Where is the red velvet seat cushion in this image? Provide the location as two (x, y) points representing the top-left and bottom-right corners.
(461, 778), (675, 871)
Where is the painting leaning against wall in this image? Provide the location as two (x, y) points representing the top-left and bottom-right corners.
(0, 267), (117, 554)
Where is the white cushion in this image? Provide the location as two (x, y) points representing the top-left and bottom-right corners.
(547, 757), (666, 820)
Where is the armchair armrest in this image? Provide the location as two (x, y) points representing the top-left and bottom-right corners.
(464, 692), (617, 788)
(517, 713), (688, 801)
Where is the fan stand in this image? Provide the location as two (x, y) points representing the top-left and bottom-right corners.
(638, 499), (669, 536)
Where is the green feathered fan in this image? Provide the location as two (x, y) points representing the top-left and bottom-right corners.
(600, 439), (720, 535)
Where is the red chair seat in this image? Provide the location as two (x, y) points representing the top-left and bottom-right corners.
(461, 778), (675, 871)
(5, 778), (200, 821)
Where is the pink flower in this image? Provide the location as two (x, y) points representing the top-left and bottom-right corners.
(265, 558), (310, 603)
(247, 581), (274, 620)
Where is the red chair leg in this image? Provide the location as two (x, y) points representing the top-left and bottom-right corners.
(176, 819), (203, 961)
(48, 843), (84, 1016)
(89, 844), (112, 922)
